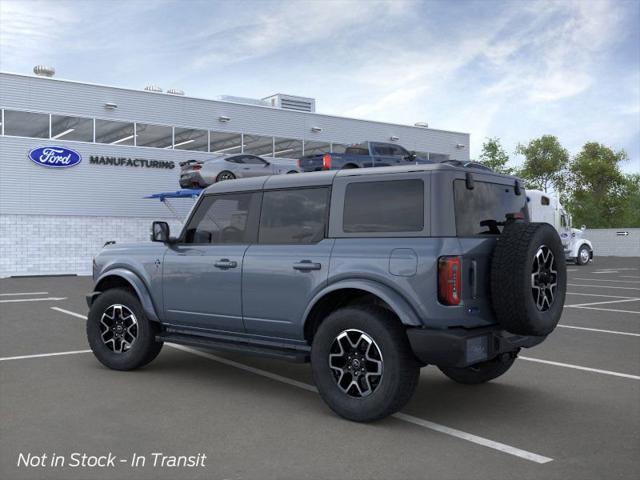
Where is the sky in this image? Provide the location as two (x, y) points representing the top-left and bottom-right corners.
(1, 0), (639, 172)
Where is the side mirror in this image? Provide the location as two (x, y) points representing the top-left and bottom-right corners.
(151, 221), (170, 242)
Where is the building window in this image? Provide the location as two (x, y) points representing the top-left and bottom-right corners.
(244, 134), (274, 156)
(51, 114), (93, 142)
(331, 143), (348, 154)
(429, 153), (450, 162)
(173, 127), (208, 151)
(303, 140), (331, 156)
(259, 188), (329, 244)
(343, 180), (424, 233)
(210, 131), (243, 154)
(3, 110), (49, 138)
(95, 119), (135, 145)
(272, 137), (303, 158)
(135, 123), (173, 149)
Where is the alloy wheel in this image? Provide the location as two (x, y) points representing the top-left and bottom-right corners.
(531, 245), (558, 311)
(328, 329), (383, 398)
(99, 304), (138, 353)
(580, 247), (590, 264)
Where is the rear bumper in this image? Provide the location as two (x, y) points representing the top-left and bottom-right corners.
(179, 172), (206, 188)
(406, 326), (546, 368)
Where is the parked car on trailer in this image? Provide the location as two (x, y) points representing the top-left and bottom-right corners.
(297, 141), (429, 171)
(87, 164), (566, 422)
(526, 190), (593, 265)
(179, 154), (299, 188)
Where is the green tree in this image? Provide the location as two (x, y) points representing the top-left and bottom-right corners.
(619, 174), (640, 227)
(478, 137), (514, 175)
(566, 142), (629, 228)
(515, 135), (569, 193)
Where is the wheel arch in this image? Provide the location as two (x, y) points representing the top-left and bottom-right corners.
(302, 280), (422, 343)
(92, 269), (160, 322)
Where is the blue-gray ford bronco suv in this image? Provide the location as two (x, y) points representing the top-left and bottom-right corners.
(87, 164), (566, 422)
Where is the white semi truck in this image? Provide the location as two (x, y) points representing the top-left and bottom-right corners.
(526, 190), (594, 265)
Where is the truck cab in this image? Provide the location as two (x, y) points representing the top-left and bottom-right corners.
(526, 190), (594, 265)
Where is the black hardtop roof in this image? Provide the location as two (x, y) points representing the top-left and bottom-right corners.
(202, 163), (518, 195)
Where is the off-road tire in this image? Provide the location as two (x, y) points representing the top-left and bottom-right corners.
(439, 356), (516, 385)
(87, 288), (163, 371)
(491, 222), (566, 336)
(311, 306), (420, 422)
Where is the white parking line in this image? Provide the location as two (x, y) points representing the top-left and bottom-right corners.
(51, 306), (88, 319)
(557, 325), (640, 337)
(170, 344), (553, 464)
(573, 278), (640, 284)
(568, 284), (640, 291)
(0, 350), (92, 362)
(566, 298), (640, 308)
(566, 306), (640, 315)
(393, 412), (553, 464)
(567, 292), (637, 299)
(0, 291), (49, 296)
(520, 357), (640, 380)
(0, 297), (67, 303)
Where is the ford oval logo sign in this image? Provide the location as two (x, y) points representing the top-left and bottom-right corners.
(28, 146), (82, 168)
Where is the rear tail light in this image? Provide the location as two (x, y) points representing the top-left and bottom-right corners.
(322, 153), (331, 170)
(438, 256), (461, 305)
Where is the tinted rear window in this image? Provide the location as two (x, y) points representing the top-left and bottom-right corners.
(343, 180), (424, 233)
(454, 180), (528, 236)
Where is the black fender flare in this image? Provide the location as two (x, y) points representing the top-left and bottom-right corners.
(302, 279), (423, 331)
(91, 268), (160, 322)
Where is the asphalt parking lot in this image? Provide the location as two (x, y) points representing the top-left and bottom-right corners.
(1, 257), (639, 480)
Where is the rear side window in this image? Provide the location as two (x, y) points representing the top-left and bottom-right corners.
(343, 180), (424, 233)
(259, 188), (329, 244)
(345, 147), (369, 156)
(183, 193), (260, 244)
(454, 180), (528, 236)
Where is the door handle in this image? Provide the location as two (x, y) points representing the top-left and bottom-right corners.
(214, 259), (237, 269)
(293, 260), (321, 271)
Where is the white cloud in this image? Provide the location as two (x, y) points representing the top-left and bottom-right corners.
(0, 0), (78, 68)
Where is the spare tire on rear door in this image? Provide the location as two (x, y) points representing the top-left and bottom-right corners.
(490, 221), (566, 336)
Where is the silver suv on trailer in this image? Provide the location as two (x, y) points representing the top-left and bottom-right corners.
(87, 164), (567, 422)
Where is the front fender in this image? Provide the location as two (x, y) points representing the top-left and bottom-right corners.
(303, 279), (423, 329)
(92, 268), (160, 322)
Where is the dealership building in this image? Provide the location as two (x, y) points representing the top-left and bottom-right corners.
(0, 69), (470, 277)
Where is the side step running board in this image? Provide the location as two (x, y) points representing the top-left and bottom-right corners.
(157, 333), (310, 363)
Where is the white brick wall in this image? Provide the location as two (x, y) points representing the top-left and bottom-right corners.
(0, 214), (183, 277)
(586, 228), (640, 257)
